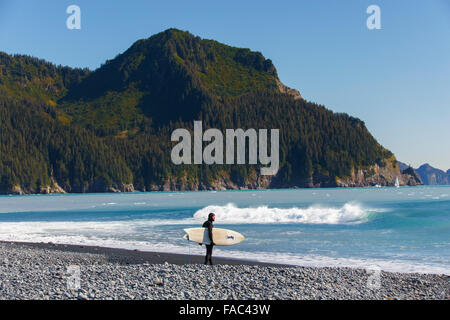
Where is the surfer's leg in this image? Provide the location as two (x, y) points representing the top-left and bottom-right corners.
(204, 245), (210, 264)
(205, 245), (213, 265)
(209, 245), (213, 265)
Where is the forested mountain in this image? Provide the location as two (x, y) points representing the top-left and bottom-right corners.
(0, 29), (420, 194)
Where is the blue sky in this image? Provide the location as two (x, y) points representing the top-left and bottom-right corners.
(1, 0), (449, 170)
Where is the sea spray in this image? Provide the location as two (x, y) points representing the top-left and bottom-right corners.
(193, 202), (378, 225)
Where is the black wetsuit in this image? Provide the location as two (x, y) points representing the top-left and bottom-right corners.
(202, 218), (214, 265)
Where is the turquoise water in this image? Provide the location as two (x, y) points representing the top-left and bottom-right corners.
(0, 186), (449, 274)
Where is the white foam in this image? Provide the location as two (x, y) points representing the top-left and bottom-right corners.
(0, 218), (447, 275)
(210, 249), (450, 275)
(194, 202), (379, 225)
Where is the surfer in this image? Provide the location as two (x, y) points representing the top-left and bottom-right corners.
(202, 213), (216, 265)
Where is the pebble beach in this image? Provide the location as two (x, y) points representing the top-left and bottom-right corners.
(0, 242), (448, 300)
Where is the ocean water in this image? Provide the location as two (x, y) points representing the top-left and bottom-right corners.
(0, 186), (449, 275)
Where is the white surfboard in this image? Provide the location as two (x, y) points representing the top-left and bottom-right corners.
(183, 228), (245, 246)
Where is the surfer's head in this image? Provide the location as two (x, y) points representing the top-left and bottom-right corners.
(208, 213), (215, 222)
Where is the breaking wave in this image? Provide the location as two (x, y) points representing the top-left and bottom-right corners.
(194, 202), (381, 225)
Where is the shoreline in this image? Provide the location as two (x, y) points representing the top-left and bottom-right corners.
(0, 241), (292, 267)
(0, 184), (431, 197)
(1, 240), (448, 276)
(0, 241), (448, 300)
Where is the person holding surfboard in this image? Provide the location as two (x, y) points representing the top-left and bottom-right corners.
(201, 213), (216, 265)
(183, 216), (244, 264)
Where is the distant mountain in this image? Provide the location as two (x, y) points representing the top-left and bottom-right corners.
(415, 164), (450, 185)
(0, 29), (421, 194)
(397, 161), (410, 172)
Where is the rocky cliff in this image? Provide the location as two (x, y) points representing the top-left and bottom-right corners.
(327, 157), (421, 187)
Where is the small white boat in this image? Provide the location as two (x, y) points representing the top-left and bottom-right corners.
(395, 177), (400, 188)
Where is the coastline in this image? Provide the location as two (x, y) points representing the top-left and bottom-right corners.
(2, 163), (423, 196)
(0, 183), (430, 197)
(0, 241), (291, 267)
(0, 241), (448, 300)
(1, 182), (424, 196)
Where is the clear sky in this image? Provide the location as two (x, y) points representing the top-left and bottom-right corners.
(1, 0), (449, 170)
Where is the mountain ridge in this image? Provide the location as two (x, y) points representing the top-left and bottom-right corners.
(61, 28), (301, 132)
(415, 163), (450, 185)
(0, 29), (421, 194)
(397, 162), (449, 185)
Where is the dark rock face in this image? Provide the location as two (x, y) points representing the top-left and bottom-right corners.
(401, 167), (423, 185)
(143, 159), (423, 191)
(335, 160), (422, 188)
